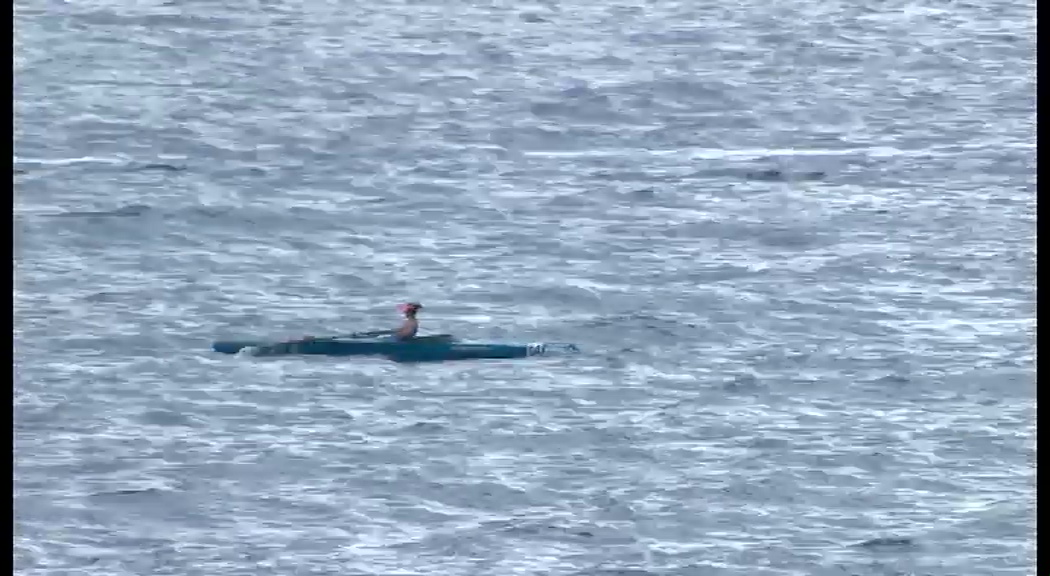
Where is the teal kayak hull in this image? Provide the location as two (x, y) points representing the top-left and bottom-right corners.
(211, 335), (578, 362)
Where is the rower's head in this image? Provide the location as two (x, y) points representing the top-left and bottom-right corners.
(398, 302), (422, 318)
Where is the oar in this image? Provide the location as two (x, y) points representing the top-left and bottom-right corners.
(291, 330), (394, 343)
(328, 330), (394, 340)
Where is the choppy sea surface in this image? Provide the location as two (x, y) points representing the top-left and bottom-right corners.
(14, 0), (1036, 574)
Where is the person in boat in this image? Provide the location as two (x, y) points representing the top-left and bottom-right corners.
(393, 302), (422, 340)
(297, 302), (422, 343)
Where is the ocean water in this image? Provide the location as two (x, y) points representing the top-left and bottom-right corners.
(13, 0), (1036, 574)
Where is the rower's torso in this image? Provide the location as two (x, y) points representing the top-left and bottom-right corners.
(398, 318), (419, 339)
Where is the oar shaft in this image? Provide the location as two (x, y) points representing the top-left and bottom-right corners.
(298, 330), (394, 343)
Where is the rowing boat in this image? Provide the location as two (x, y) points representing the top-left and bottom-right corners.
(211, 334), (579, 362)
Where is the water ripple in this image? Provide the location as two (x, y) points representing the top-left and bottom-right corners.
(15, 0), (1034, 574)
